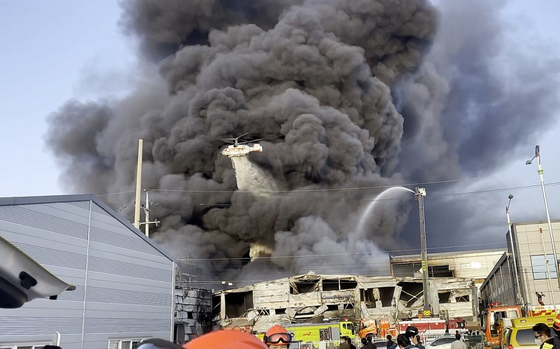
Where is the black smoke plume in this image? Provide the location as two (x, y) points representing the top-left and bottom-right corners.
(46, 0), (560, 285)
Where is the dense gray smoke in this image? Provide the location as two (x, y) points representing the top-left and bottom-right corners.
(396, 0), (560, 249)
(46, 0), (560, 284)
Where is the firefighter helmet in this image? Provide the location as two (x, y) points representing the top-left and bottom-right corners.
(553, 314), (560, 334)
(264, 325), (293, 346)
(405, 326), (419, 338)
(183, 330), (267, 349)
(138, 338), (182, 349)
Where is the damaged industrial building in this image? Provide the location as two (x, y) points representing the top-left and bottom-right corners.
(213, 250), (503, 332)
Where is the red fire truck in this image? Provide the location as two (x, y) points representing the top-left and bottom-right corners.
(397, 317), (466, 341)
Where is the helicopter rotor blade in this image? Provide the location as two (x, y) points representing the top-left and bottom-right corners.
(237, 138), (263, 145)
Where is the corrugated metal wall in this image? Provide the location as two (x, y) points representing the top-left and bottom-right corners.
(0, 199), (174, 349)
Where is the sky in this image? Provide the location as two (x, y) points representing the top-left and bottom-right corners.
(0, 1), (135, 197)
(1, 0), (560, 256)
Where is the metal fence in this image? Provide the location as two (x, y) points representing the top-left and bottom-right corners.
(463, 335), (485, 349)
(287, 340), (343, 349)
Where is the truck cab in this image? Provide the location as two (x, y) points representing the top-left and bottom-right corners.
(502, 316), (555, 349)
(481, 304), (522, 349)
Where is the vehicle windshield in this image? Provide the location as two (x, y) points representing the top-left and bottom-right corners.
(515, 329), (537, 346)
(515, 329), (554, 346)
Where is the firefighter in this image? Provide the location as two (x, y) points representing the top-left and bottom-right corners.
(533, 323), (556, 349)
(263, 325), (293, 349)
(404, 326), (425, 349)
(182, 330), (267, 349)
(550, 315), (560, 349)
(396, 334), (416, 349)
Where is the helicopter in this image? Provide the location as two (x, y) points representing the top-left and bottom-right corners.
(221, 134), (263, 158)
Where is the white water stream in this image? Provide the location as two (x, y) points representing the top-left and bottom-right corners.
(355, 186), (415, 237)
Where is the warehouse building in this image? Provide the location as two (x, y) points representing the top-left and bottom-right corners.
(0, 194), (176, 349)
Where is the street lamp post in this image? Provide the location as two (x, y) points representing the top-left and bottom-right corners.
(506, 195), (524, 308)
(526, 145), (560, 306)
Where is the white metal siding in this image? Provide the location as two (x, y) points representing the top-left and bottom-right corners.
(0, 200), (174, 349)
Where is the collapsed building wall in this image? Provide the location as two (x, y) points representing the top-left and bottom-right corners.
(213, 272), (477, 333)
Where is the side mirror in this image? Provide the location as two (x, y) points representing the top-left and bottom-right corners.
(0, 235), (75, 308)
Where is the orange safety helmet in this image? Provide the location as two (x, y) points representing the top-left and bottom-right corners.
(183, 330), (267, 349)
(264, 325), (293, 345)
(553, 314), (560, 333)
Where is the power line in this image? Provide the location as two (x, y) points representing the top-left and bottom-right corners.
(96, 190), (135, 197)
(176, 241), (507, 262)
(435, 182), (560, 198)
(109, 177), (485, 195)
(91, 180), (560, 200)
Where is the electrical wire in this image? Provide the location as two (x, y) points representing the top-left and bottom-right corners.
(89, 178), (559, 283)
(91, 180), (560, 202)
(175, 242), (507, 262)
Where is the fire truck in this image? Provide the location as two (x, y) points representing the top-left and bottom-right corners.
(526, 306), (557, 317)
(377, 318), (397, 338)
(359, 318), (381, 339)
(480, 303), (522, 349)
(397, 317), (466, 341)
(284, 321), (355, 347)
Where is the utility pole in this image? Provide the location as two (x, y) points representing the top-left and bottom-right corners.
(140, 189), (159, 238)
(134, 139), (143, 229)
(506, 195), (524, 308)
(415, 187), (430, 316)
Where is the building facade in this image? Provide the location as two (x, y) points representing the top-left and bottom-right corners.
(213, 250), (502, 334)
(391, 250), (504, 320)
(390, 250), (504, 283)
(0, 195), (176, 349)
(478, 252), (516, 308)
(480, 220), (560, 313)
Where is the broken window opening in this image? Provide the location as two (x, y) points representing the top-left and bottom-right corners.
(275, 308), (286, 314)
(225, 291), (254, 318)
(322, 279), (340, 291)
(212, 295), (221, 318)
(362, 289), (376, 307)
(322, 279), (357, 291)
(398, 282), (424, 308)
(289, 281), (299, 295)
(392, 262), (455, 278)
(327, 304), (339, 311)
(340, 280), (358, 290)
(439, 291), (451, 303)
(251, 309), (269, 317)
(291, 280), (320, 294)
(429, 265), (454, 277)
(455, 295), (470, 302)
(379, 287), (394, 307)
(392, 263), (417, 277)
